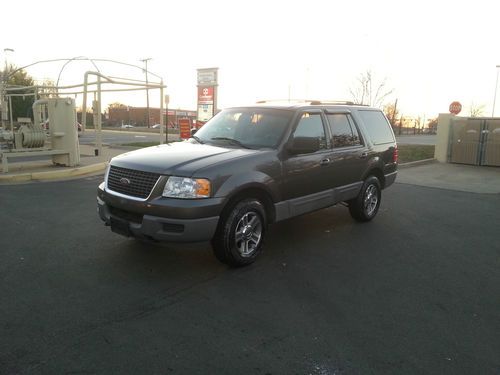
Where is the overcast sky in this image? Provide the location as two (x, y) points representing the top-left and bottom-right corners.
(2, 0), (500, 118)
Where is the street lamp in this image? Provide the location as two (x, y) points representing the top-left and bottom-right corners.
(140, 58), (152, 127)
(492, 65), (500, 117)
(3, 48), (14, 71)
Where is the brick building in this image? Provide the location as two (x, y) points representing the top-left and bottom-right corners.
(108, 106), (196, 127)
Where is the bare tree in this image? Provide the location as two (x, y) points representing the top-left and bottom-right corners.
(349, 70), (394, 108)
(468, 102), (485, 117)
(383, 99), (399, 126)
(108, 102), (127, 109)
(37, 79), (58, 98)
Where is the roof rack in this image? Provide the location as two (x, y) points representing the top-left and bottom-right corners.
(307, 100), (355, 105)
(256, 99), (367, 106)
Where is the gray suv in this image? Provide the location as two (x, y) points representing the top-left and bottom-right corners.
(97, 101), (398, 266)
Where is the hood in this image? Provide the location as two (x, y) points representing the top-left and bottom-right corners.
(110, 141), (260, 176)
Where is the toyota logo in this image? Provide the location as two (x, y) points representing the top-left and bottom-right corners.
(120, 178), (131, 186)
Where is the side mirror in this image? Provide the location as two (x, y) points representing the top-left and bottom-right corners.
(287, 136), (320, 154)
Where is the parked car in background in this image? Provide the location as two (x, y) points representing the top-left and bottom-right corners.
(151, 124), (165, 129)
(121, 124), (134, 129)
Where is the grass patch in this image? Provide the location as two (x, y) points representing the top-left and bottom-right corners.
(398, 145), (435, 163)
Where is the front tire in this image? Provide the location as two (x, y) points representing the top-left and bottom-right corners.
(349, 176), (381, 222)
(212, 199), (266, 267)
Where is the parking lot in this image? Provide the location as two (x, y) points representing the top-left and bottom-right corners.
(1, 175), (499, 374)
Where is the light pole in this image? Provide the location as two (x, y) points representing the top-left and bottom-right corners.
(165, 94), (169, 144)
(492, 65), (500, 117)
(2, 48), (15, 129)
(3, 48), (14, 71)
(140, 57), (152, 127)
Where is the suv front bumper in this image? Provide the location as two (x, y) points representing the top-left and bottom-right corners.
(97, 183), (221, 242)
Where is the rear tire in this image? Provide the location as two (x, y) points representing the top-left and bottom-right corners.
(212, 199), (266, 267)
(349, 176), (381, 222)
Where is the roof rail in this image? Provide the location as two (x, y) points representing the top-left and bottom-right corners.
(307, 100), (355, 105)
(255, 99), (300, 104)
(256, 99), (367, 106)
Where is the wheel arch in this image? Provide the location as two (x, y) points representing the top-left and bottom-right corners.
(363, 167), (385, 188)
(220, 185), (276, 225)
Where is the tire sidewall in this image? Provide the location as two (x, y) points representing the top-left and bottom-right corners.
(361, 176), (381, 220)
(219, 199), (267, 266)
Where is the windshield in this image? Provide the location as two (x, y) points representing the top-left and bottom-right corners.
(194, 108), (293, 149)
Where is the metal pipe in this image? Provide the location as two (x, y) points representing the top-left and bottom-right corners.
(0, 82), (5, 129)
(96, 75), (102, 155)
(5, 78), (165, 93)
(4, 93), (38, 97)
(81, 73), (88, 132)
(8, 96), (13, 136)
(6, 57), (163, 82)
(160, 80), (164, 144)
(32, 99), (49, 127)
(81, 70), (166, 144)
(141, 58), (152, 128)
(37, 87), (164, 96)
(492, 65), (500, 117)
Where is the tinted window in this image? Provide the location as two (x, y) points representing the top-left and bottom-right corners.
(358, 110), (395, 145)
(293, 113), (327, 150)
(327, 114), (362, 148)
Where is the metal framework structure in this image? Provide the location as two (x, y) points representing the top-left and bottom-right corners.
(0, 57), (167, 157)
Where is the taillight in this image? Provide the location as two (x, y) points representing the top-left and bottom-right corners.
(393, 145), (398, 163)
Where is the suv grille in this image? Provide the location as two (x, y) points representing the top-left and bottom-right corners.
(107, 165), (160, 199)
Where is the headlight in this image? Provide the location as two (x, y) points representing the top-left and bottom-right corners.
(162, 176), (211, 198)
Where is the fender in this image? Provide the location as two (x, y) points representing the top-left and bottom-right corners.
(214, 170), (281, 203)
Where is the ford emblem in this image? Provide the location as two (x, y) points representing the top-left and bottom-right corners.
(119, 177), (131, 186)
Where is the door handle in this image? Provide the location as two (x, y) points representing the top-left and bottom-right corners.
(320, 158), (330, 166)
(360, 152), (368, 159)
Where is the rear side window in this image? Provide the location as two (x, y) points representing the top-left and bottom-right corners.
(327, 114), (362, 148)
(358, 110), (395, 145)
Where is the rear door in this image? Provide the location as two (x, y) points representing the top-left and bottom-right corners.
(324, 111), (369, 188)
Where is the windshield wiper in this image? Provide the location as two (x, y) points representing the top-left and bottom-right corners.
(210, 137), (252, 149)
(192, 135), (204, 144)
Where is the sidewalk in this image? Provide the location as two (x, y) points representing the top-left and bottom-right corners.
(0, 144), (126, 183)
(397, 161), (500, 194)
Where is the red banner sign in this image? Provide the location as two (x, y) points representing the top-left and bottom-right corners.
(179, 118), (192, 140)
(198, 87), (214, 104)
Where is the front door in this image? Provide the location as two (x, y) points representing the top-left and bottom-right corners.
(283, 111), (333, 216)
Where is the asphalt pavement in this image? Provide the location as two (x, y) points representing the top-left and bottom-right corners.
(0, 177), (499, 374)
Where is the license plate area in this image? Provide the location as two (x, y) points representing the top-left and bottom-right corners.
(110, 217), (131, 237)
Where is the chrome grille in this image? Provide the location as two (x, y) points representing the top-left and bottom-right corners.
(107, 165), (160, 199)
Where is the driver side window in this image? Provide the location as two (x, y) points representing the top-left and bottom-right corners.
(293, 113), (327, 150)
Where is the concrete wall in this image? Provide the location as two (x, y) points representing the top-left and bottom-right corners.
(434, 113), (454, 162)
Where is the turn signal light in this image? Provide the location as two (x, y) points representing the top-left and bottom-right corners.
(195, 178), (211, 197)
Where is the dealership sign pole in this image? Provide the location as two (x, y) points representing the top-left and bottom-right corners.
(196, 68), (218, 130)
